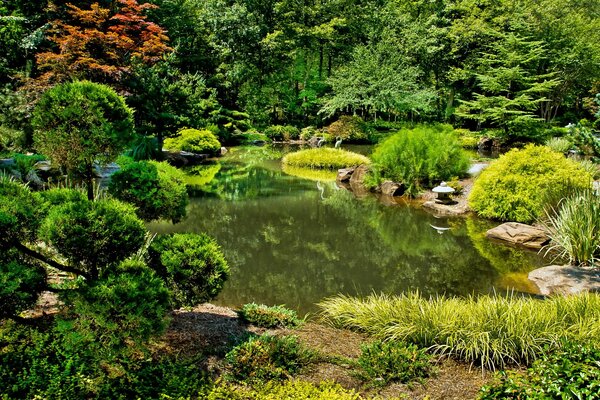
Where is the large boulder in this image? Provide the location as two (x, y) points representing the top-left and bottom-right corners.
(380, 181), (405, 197)
(529, 265), (600, 296)
(486, 222), (549, 249)
(336, 167), (355, 183)
(163, 150), (209, 167)
(349, 164), (369, 187)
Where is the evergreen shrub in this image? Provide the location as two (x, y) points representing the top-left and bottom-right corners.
(163, 128), (221, 155)
(469, 144), (593, 223)
(239, 303), (302, 328)
(368, 125), (469, 196)
(206, 380), (361, 399)
(263, 125), (300, 141)
(326, 116), (369, 142)
(148, 233), (230, 307)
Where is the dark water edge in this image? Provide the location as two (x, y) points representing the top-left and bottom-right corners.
(149, 145), (547, 315)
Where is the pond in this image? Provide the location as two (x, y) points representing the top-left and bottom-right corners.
(149, 145), (548, 314)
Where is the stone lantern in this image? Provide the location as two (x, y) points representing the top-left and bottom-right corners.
(432, 182), (455, 204)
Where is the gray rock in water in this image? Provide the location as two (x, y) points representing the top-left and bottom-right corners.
(529, 265), (600, 296)
(0, 158), (16, 168)
(380, 180), (405, 197)
(486, 222), (549, 249)
(349, 164), (369, 187)
(336, 167), (355, 183)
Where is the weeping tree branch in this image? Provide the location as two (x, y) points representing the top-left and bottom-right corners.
(15, 242), (91, 280)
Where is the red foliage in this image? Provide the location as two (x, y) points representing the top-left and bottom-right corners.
(35, 0), (171, 86)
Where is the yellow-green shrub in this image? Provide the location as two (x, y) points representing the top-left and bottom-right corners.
(164, 128), (221, 155)
(207, 380), (363, 399)
(282, 148), (370, 170)
(469, 144), (593, 223)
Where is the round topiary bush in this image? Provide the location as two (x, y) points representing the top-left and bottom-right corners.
(263, 125), (300, 141)
(109, 160), (188, 223)
(163, 128), (221, 155)
(1, 249), (47, 319)
(148, 233), (230, 307)
(0, 176), (42, 245)
(326, 115), (369, 142)
(368, 125), (470, 196)
(282, 148), (370, 170)
(469, 144), (594, 223)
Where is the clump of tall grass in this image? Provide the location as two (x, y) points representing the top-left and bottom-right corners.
(541, 188), (600, 266)
(282, 148), (370, 170)
(545, 137), (573, 154)
(318, 292), (600, 370)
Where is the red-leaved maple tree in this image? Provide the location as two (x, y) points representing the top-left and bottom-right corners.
(35, 0), (171, 86)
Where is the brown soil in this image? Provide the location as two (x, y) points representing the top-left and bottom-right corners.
(152, 304), (494, 399)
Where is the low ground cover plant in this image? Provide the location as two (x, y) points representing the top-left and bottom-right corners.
(163, 128), (221, 155)
(282, 148), (370, 170)
(238, 303), (302, 328)
(367, 125), (469, 196)
(356, 340), (434, 386)
(479, 342), (600, 399)
(319, 292), (600, 370)
(206, 379), (363, 399)
(469, 144), (593, 223)
(225, 334), (314, 383)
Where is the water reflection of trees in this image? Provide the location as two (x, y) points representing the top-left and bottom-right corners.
(150, 149), (546, 313)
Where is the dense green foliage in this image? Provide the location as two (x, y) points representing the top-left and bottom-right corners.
(39, 198), (146, 279)
(148, 233), (230, 307)
(326, 116), (370, 143)
(541, 189), (600, 266)
(319, 292), (600, 370)
(109, 160), (189, 222)
(239, 303), (302, 328)
(207, 380), (363, 399)
(368, 125), (470, 195)
(357, 340), (434, 386)
(470, 145), (593, 223)
(263, 125), (301, 141)
(0, 175), (41, 244)
(282, 148), (370, 170)
(31, 81), (134, 199)
(0, 249), (46, 319)
(225, 334), (314, 383)
(163, 128), (221, 155)
(480, 342), (600, 399)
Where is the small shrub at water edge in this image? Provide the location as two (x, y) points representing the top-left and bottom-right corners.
(357, 340), (434, 386)
(163, 128), (221, 155)
(225, 334), (314, 383)
(479, 342), (600, 399)
(239, 303), (302, 328)
(282, 148), (370, 170)
(469, 144), (593, 223)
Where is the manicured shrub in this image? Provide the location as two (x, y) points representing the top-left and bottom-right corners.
(39, 197), (146, 278)
(469, 144), (593, 223)
(357, 340), (433, 386)
(0, 175), (42, 245)
(148, 233), (230, 307)
(163, 128), (221, 155)
(455, 128), (480, 149)
(109, 160), (188, 222)
(282, 148), (370, 170)
(225, 334), (313, 383)
(36, 188), (87, 215)
(319, 292), (600, 370)
(238, 303), (302, 328)
(206, 380), (362, 399)
(0, 249), (47, 319)
(326, 116), (369, 143)
(480, 342), (600, 399)
(541, 189), (600, 266)
(368, 125), (470, 196)
(263, 125), (300, 141)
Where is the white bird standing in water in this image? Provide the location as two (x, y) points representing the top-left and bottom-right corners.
(317, 137), (325, 147)
(334, 136), (342, 149)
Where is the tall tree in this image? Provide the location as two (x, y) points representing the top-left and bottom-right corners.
(35, 0), (171, 87)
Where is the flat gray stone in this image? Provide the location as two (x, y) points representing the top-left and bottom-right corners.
(486, 222), (549, 249)
(380, 181), (405, 197)
(336, 167), (355, 183)
(529, 265), (600, 296)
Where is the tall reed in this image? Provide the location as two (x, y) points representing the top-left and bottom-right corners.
(319, 292), (600, 370)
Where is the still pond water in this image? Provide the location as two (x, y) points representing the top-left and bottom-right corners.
(149, 145), (547, 314)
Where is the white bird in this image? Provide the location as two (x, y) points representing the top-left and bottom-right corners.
(317, 137), (325, 147)
(334, 136), (342, 149)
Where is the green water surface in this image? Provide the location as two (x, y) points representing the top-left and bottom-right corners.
(149, 145), (547, 314)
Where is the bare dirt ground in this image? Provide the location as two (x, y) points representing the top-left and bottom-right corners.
(154, 303), (494, 399)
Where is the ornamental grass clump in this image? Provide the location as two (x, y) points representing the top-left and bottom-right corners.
(367, 125), (470, 196)
(469, 144), (593, 223)
(319, 292), (600, 370)
(282, 148), (370, 170)
(541, 189), (600, 266)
